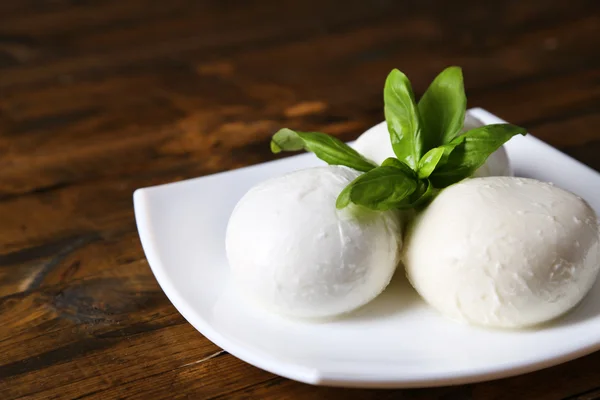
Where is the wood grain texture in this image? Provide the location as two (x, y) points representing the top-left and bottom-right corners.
(1, 0), (599, 398)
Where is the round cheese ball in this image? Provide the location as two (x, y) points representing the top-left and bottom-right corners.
(404, 177), (600, 328)
(225, 165), (401, 318)
(353, 114), (512, 177)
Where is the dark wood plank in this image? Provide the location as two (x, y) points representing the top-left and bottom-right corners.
(0, 0), (599, 398)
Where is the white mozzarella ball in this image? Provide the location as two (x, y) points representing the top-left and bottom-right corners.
(404, 177), (600, 328)
(226, 166), (401, 318)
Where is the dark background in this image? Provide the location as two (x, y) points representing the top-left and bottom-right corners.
(1, 1), (599, 398)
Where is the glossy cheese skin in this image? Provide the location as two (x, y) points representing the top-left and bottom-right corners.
(353, 114), (512, 177)
(225, 166), (401, 318)
(404, 177), (600, 328)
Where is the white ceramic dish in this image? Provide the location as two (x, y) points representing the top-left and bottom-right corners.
(134, 108), (600, 388)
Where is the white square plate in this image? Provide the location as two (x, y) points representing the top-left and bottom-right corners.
(134, 108), (600, 388)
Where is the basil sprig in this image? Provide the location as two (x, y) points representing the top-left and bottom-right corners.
(384, 69), (423, 170)
(418, 66), (467, 151)
(270, 67), (527, 212)
(429, 124), (527, 187)
(336, 165), (417, 211)
(271, 128), (376, 172)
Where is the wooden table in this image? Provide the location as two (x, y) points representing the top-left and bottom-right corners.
(1, 1), (599, 398)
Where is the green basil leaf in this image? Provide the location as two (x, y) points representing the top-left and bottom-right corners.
(430, 124), (527, 187)
(417, 129), (476, 179)
(384, 69), (423, 170)
(381, 157), (417, 178)
(335, 185), (352, 210)
(417, 135), (468, 179)
(417, 147), (445, 179)
(336, 166), (418, 211)
(400, 179), (438, 209)
(271, 128), (376, 172)
(418, 66), (467, 150)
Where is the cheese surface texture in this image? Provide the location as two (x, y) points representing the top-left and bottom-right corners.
(226, 166), (401, 318)
(404, 177), (600, 328)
